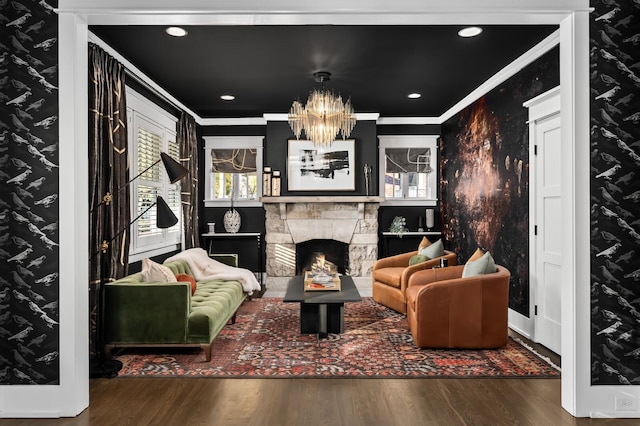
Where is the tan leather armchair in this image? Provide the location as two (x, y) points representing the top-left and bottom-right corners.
(405, 264), (510, 348)
(372, 250), (457, 314)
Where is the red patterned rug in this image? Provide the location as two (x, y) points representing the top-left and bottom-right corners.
(115, 298), (560, 378)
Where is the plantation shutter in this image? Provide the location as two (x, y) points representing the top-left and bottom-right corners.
(137, 127), (163, 237)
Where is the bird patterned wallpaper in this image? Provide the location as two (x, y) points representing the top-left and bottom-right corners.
(440, 47), (559, 317)
(0, 0), (60, 385)
(590, 0), (640, 386)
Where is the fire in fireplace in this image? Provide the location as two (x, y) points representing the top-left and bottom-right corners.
(295, 239), (349, 275)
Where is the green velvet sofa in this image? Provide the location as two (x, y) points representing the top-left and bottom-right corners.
(104, 260), (246, 361)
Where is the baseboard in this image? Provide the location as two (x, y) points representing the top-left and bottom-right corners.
(591, 411), (640, 419)
(508, 308), (534, 340)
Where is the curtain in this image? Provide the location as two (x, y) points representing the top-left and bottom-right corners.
(177, 111), (199, 249)
(88, 43), (130, 357)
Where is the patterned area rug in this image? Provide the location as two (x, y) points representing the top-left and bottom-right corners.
(115, 298), (560, 378)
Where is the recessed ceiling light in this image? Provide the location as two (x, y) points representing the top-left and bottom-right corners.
(458, 27), (483, 38)
(165, 27), (188, 37)
(220, 95), (235, 101)
(408, 93), (421, 99)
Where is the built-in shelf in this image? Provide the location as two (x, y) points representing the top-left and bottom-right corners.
(380, 231), (443, 257)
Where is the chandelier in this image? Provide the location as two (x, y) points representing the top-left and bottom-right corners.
(288, 71), (356, 148)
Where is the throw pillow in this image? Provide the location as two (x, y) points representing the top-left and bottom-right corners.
(462, 251), (497, 278)
(176, 273), (197, 296)
(419, 238), (444, 259)
(417, 236), (431, 251)
(409, 254), (430, 266)
(468, 247), (485, 263)
(141, 258), (176, 283)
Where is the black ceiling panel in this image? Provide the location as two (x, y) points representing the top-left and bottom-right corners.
(89, 25), (557, 118)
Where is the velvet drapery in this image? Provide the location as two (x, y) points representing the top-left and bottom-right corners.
(177, 111), (199, 249)
(88, 43), (130, 356)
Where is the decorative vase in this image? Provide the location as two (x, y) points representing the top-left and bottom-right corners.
(426, 209), (435, 230)
(224, 200), (241, 233)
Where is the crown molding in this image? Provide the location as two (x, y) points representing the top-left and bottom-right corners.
(438, 29), (560, 123)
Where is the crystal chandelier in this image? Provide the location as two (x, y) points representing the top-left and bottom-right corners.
(288, 71), (356, 148)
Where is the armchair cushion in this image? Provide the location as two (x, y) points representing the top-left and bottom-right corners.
(373, 267), (405, 288)
(462, 250), (496, 278)
(418, 236), (431, 250)
(409, 254), (430, 266)
(419, 239), (444, 258)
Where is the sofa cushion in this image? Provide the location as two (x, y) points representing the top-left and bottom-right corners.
(176, 273), (197, 295)
(372, 267), (405, 288)
(409, 254), (430, 266)
(141, 258), (176, 283)
(419, 239), (444, 259)
(462, 251), (497, 278)
(188, 279), (245, 341)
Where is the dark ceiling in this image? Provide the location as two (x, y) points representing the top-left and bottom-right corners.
(89, 25), (557, 119)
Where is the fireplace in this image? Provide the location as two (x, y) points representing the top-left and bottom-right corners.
(296, 239), (349, 275)
(262, 196), (382, 281)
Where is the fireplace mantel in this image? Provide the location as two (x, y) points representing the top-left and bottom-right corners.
(261, 196), (384, 219)
(260, 196), (384, 203)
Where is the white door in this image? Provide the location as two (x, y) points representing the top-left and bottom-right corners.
(534, 112), (562, 354)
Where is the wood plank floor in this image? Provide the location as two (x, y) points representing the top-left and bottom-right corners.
(2, 332), (633, 424)
(3, 377), (637, 425)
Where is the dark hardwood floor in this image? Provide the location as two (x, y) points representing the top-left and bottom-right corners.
(3, 377), (637, 425)
(3, 333), (635, 424)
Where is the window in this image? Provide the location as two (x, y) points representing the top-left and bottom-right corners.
(127, 87), (181, 260)
(378, 135), (438, 205)
(204, 137), (264, 207)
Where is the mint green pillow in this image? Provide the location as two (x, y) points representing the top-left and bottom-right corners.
(409, 254), (430, 266)
(462, 251), (497, 278)
(419, 239), (444, 259)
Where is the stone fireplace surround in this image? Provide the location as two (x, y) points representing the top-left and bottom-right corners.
(262, 196), (383, 294)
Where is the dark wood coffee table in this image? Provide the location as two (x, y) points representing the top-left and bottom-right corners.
(283, 275), (362, 337)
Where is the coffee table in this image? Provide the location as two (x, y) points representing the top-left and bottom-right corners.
(283, 275), (362, 338)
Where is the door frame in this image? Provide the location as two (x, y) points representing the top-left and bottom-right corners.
(510, 86), (561, 341)
(527, 86), (562, 352)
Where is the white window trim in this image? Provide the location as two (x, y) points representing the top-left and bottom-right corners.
(126, 87), (182, 262)
(203, 136), (264, 208)
(378, 135), (439, 206)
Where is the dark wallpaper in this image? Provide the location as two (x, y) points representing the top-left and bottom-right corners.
(440, 47), (559, 317)
(590, 0), (640, 386)
(0, 0), (60, 385)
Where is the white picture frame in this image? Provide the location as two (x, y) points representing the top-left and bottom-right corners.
(287, 139), (355, 191)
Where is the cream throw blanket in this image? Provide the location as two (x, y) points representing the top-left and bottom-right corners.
(165, 248), (261, 295)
